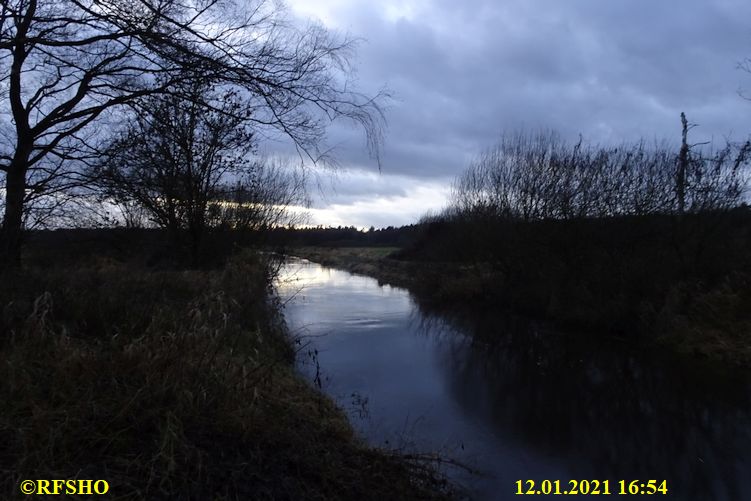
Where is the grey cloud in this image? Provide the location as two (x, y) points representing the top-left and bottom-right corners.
(307, 166), (451, 208)
(284, 0), (751, 225)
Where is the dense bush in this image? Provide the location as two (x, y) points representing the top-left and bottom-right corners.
(450, 128), (750, 221)
(398, 128), (751, 359)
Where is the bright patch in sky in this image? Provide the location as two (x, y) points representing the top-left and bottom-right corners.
(305, 178), (450, 229)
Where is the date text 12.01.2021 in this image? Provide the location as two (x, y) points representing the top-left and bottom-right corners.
(515, 480), (668, 495)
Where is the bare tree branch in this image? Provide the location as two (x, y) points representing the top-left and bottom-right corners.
(1, 0), (387, 265)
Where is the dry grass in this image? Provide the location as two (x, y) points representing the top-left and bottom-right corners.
(1, 248), (453, 500)
(293, 246), (400, 264)
(654, 275), (751, 365)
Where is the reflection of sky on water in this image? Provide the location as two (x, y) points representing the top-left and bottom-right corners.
(277, 258), (751, 501)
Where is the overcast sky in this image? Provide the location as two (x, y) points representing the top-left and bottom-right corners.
(282, 0), (751, 228)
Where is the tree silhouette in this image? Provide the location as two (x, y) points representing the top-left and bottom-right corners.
(0, 0), (386, 266)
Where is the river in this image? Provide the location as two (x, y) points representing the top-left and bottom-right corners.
(276, 257), (751, 500)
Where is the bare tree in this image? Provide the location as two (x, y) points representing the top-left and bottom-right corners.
(108, 197), (149, 229)
(96, 81), (308, 261)
(0, 0), (386, 266)
(208, 158), (309, 231)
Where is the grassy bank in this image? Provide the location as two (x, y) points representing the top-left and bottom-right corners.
(1, 235), (453, 499)
(290, 242), (751, 367)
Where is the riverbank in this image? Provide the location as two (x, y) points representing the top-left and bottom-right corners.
(1, 235), (453, 499)
(289, 246), (751, 367)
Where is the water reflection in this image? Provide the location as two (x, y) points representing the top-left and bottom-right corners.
(277, 258), (751, 501)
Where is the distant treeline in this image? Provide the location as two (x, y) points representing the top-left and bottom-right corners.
(23, 224), (423, 268)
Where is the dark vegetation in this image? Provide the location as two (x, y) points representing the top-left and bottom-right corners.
(399, 210), (751, 357)
(400, 124), (751, 363)
(0, 231), (453, 500)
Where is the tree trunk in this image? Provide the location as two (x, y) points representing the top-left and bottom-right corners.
(1, 163), (27, 268)
(677, 112), (689, 215)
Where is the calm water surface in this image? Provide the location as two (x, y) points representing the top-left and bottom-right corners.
(276, 258), (751, 501)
